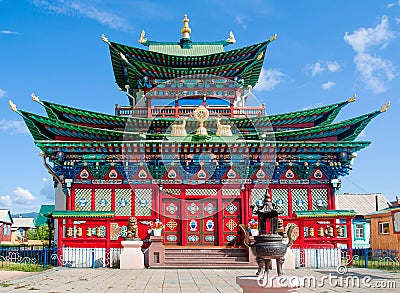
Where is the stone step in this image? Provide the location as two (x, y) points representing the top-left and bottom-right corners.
(164, 257), (249, 263)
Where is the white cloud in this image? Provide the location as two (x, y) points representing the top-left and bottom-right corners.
(235, 16), (247, 30)
(0, 120), (29, 134)
(344, 16), (396, 93)
(0, 195), (11, 208)
(40, 177), (54, 200)
(321, 81), (336, 90)
(306, 61), (340, 76)
(0, 30), (18, 35)
(387, 1), (400, 8)
(344, 15), (394, 53)
(0, 88), (6, 98)
(308, 62), (325, 76)
(254, 68), (285, 91)
(396, 17), (400, 24)
(33, 0), (132, 31)
(327, 61), (341, 72)
(12, 187), (36, 204)
(353, 53), (395, 93)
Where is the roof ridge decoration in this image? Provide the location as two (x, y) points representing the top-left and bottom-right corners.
(348, 94), (356, 103)
(138, 30), (147, 44)
(227, 31), (236, 44)
(380, 101), (390, 112)
(8, 100), (18, 113)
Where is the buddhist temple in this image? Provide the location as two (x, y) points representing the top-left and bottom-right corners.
(9, 15), (389, 267)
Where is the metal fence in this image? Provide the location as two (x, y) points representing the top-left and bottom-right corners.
(1, 245), (399, 271)
(292, 247), (399, 271)
(0, 245), (122, 270)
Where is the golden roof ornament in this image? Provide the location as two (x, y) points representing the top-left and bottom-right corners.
(227, 31), (236, 44)
(101, 34), (110, 45)
(31, 93), (40, 102)
(181, 14), (191, 39)
(170, 117), (187, 137)
(193, 105), (209, 136)
(119, 52), (128, 63)
(269, 34), (277, 42)
(257, 51), (264, 60)
(8, 100), (17, 112)
(138, 30), (147, 44)
(215, 118), (233, 137)
(348, 94), (356, 103)
(380, 101), (390, 112)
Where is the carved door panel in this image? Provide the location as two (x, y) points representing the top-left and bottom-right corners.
(185, 199), (217, 245)
(222, 199), (241, 245)
(162, 199), (181, 245)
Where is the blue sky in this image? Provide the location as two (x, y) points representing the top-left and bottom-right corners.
(0, 0), (399, 213)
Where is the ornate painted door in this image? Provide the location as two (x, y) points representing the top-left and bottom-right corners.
(184, 199), (217, 245)
(222, 199), (241, 245)
(162, 199), (181, 245)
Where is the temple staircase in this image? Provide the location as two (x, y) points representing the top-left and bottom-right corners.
(155, 246), (255, 268)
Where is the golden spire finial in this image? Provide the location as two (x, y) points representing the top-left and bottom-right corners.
(227, 31), (236, 44)
(31, 93), (40, 102)
(181, 14), (191, 39)
(380, 101), (390, 112)
(8, 100), (17, 112)
(269, 34), (277, 42)
(138, 30), (147, 44)
(348, 94), (356, 103)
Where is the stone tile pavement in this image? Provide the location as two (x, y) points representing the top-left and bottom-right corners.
(0, 267), (399, 293)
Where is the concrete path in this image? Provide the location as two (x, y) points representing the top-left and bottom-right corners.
(0, 267), (398, 293)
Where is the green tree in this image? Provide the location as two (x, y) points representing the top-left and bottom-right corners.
(27, 225), (50, 240)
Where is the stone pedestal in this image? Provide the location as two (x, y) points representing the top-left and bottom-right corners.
(236, 276), (299, 293)
(148, 236), (165, 267)
(120, 240), (144, 269)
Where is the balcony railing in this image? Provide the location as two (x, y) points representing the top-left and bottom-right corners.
(115, 105), (265, 118)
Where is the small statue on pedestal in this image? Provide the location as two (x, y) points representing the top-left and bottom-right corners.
(126, 217), (140, 240)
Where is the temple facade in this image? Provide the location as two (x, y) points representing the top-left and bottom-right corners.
(10, 15), (389, 265)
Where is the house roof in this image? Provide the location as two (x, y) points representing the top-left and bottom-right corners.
(36, 205), (55, 227)
(336, 193), (390, 215)
(12, 217), (35, 229)
(365, 205), (400, 217)
(295, 210), (356, 218)
(0, 209), (13, 224)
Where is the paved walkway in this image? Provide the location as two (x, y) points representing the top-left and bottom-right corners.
(0, 267), (398, 293)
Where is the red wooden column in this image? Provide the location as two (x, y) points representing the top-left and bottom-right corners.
(181, 188), (187, 246)
(217, 187), (224, 246)
(57, 219), (63, 266)
(242, 186), (249, 228)
(175, 99), (179, 117)
(346, 217), (353, 248)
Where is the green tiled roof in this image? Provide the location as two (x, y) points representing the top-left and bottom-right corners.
(35, 205), (55, 227)
(149, 44), (225, 56)
(52, 211), (114, 218)
(107, 39), (270, 89)
(295, 210), (356, 218)
(19, 110), (140, 141)
(40, 99), (350, 130)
